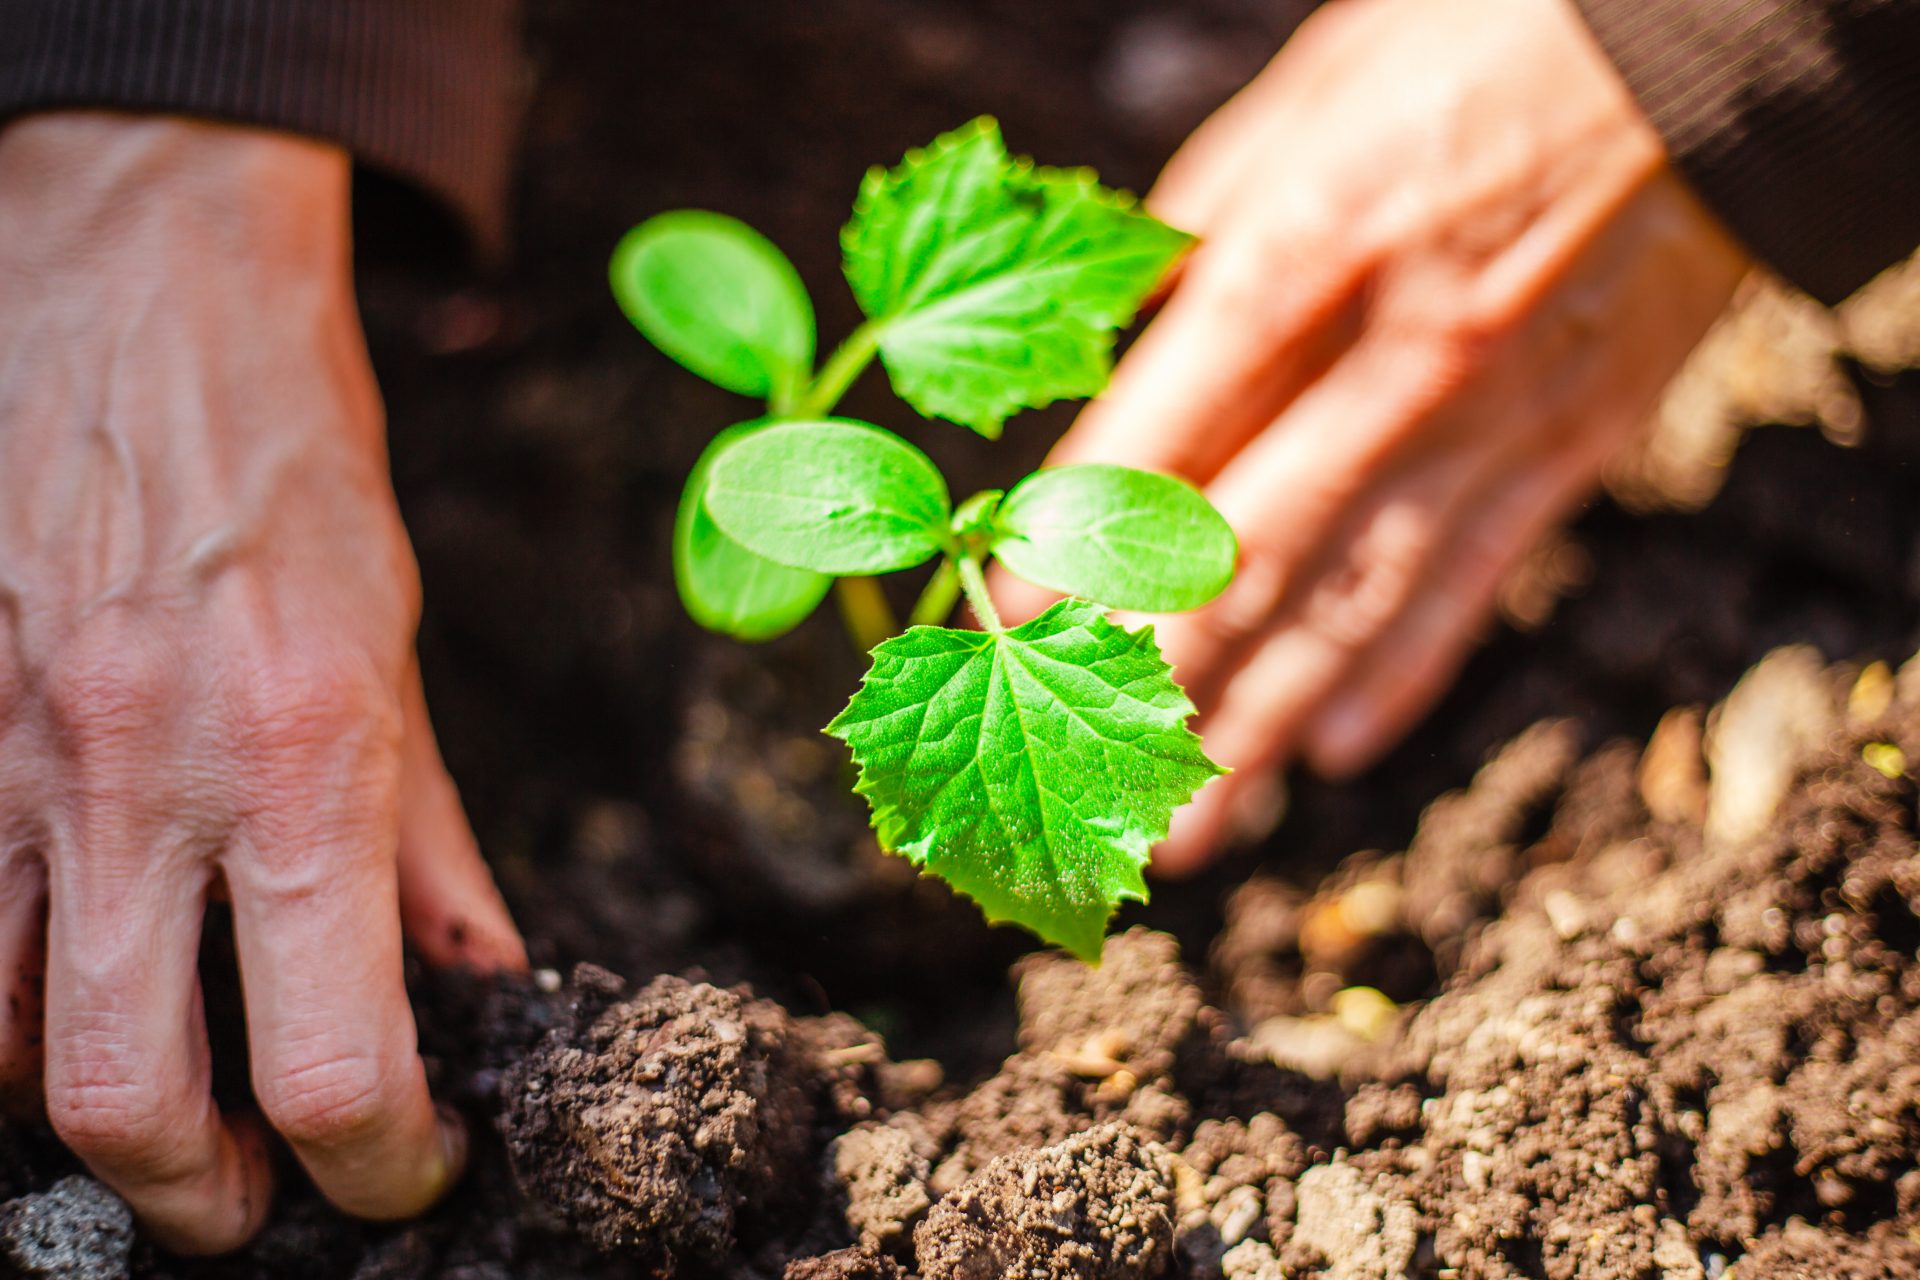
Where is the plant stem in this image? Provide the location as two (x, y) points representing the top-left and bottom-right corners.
(908, 559), (962, 628)
(834, 577), (898, 652)
(957, 556), (1002, 633)
(767, 375), (802, 419)
(796, 322), (881, 418)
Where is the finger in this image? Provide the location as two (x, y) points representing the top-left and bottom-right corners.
(1150, 325), (1521, 705)
(43, 840), (268, 1254)
(1305, 447), (1606, 777)
(997, 232), (1373, 631)
(0, 854), (45, 1102)
(397, 665), (524, 973)
(1154, 604), (1357, 877)
(1174, 394), (1510, 719)
(1047, 215), (1368, 485)
(227, 685), (460, 1221)
(1151, 437), (1518, 875)
(1145, 60), (1287, 235)
(1142, 16), (1360, 238)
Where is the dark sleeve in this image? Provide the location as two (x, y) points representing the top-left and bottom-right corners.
(1574, 0), (1920, 305)
(0, 0), (521, 263)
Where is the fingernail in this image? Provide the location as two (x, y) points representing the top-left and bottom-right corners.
(433, 1106), (469, 1192)
(222, 1113), (279, 1250)
(457, 924), (530, 977)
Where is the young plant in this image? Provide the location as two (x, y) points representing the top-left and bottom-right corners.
(611, 118), (1237, 959)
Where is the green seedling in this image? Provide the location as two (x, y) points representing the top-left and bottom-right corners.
(611, 117), (1237, 959)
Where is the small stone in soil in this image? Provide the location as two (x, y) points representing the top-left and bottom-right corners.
(830, 1121), (934, 1249)
(0, 1176), (134, 1280)
(1289, 1160), (1418, 1280)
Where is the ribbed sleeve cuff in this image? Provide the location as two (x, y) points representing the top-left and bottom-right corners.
(1574, 0), (1920, 305)
(0, 0), (521, 263)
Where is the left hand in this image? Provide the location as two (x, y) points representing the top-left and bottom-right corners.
(0, 112), (525, 1252)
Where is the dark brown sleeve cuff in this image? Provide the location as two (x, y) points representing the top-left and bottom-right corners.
(0, 0), (522, 264)
(1574, 0), (1920, 305)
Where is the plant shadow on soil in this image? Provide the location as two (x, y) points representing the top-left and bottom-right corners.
(5, 2), (1920, 1278)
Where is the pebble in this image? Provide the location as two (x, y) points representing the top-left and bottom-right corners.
(0, 1177), (135, 1280)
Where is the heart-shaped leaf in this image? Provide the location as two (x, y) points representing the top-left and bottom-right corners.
(704, 419), (952, 575)
(612, 211), (814, 402)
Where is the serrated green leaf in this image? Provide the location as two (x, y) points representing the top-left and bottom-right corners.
(675, 423), (833, 641)
(842, 118), (1194, 437)
(826, 599), (1223, 958)
(993, 465), (1237, 613)
(705, 419), (952, 575)
(612, 211), (815, 401)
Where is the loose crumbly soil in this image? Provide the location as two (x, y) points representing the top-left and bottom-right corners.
(5, 2), (1920, 1279)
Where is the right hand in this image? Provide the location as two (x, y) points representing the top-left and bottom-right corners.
(0, 112), (525, 1252)
(995, 0), (1747, 872)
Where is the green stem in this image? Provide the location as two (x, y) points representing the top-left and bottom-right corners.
(767, 375), (802, 419)
(957, 556), (1002, 633)
(795, 322), (881, 418)
(908, 559), (962, 628)
(834, 577), (898, 652)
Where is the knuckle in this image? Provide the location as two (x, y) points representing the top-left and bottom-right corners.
(257, 1048), (398, 1147)
(1307, 527), (1428, 649)
(220, 652), (404, 889)
(1446, 306), (1506, 371)
(44, 630), (181, 749)
(1200, 245), (1286, 330)
(226, 652), (401, 766)
(46, 1063), (196, 1175)
(1204, 547), (1288, 643)
(1196, 228), (1341, 342)
(1307, 576), (1399, 649)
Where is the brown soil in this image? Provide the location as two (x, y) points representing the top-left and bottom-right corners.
(402, 678), (1920, 1280)
(501, 972), (821, 1262)
(5, 2), (1920, 1279)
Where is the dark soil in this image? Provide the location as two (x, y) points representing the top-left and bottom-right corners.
(6, 2), (1920, 1279)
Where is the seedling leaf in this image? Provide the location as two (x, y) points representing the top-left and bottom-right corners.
(612, 211), (815, 401)
(827, 599), (1223, 959)
(842, 118), (1193, 436)
(675, 424), (834, 640)
(705, 419), (952, 575)
(993, 464), (1237, 612)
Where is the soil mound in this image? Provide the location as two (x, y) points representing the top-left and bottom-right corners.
(502, 971), (818, 1265)
(914, 1123), (1176, 1280)
(731, 648), (1920, 1279)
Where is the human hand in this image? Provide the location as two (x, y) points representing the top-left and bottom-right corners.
(0, 114), (524, 1251)
(995, 0), (1749, 872)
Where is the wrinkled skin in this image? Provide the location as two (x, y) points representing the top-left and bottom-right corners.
(994, 0), (1750, 872)
(0, 113), (524, 1252)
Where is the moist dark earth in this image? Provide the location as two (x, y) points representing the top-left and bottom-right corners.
(7, 2), (1920, 1278)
